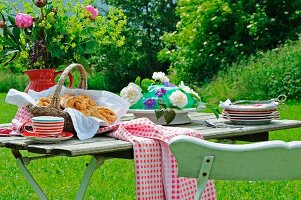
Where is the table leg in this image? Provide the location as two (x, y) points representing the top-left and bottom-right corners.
(75, 156), (106, 200)
(12, 149), (107, 199)
(15, 157), (48, 200)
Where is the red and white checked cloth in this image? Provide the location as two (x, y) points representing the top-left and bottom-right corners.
(10, 107), (32, 135)
(98, 118), (216, 200)
(0, 107), (31, 135)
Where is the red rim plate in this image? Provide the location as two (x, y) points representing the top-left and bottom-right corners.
(222, 116), (273, 121)
(222, 112), (279, 118)
(21, 131), (73, 138)
(224, 109), (277, 114)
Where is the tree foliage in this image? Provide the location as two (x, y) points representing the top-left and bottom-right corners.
(159, 0), (301, 85)
(91, 0), (178, 92)
(0, 0), (126, 72)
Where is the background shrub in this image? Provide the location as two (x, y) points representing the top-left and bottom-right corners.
(0, 71), (27, 92)
(200, 39), (301, 103)
(90, 0), (179, 92)
(159, 0), (301, 85)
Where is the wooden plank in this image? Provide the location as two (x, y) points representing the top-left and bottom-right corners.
(120, 114), (135, 121)
(0, 123), (12, 127)
(3, 136), (131, 156)
(4, 138), (38, 149)
(27, 137), (132, 156)
(201, 120), (301, 139)
(50, 139), (133, 156)
(93, 149), (134, 159)
(0, 137), (30, 147)
(0, 112), (301, 157)
(189, 112), (213, 118)
(23, 137), (132, 156)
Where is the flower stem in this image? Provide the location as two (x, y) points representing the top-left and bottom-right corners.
(39, 7), (50, 68)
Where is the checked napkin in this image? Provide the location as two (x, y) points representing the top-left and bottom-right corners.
(98, 118), (216, 200)
(11, 107), (32, 135)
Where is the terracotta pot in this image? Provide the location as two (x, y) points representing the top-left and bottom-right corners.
(24, 69), (73, 92)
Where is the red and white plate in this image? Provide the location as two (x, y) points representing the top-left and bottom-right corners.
(222, 109), (280, 125)
(222, 111), (280, 119)
(224, 109), (277, 114)
(21, 131), (73, 143)
(223, 118), (273, 125)
(223, 116), (274, 120)
(222, 114), (280, 119)
(221, 103), (278, 112)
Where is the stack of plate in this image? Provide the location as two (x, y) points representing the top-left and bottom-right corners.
(220, 101), (280, 125)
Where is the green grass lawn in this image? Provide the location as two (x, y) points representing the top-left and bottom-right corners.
(0, 94), (300, 199)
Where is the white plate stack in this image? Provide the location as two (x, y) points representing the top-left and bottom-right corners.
(219, 100), (280, 125)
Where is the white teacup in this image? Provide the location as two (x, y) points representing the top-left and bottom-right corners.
(24, 116), (65, 135)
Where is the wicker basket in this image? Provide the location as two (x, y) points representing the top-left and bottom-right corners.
(26, 63), (87, 134)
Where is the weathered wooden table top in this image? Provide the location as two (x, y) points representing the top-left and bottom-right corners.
(1, 112), (301, 157)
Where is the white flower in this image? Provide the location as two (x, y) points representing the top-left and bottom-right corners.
(169, 90), (188, 108)
(178, 81), (200, 99)
(152, 72), (169, 83)
(120, 83), (143, 105)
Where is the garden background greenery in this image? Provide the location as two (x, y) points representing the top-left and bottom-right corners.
(0, 0), (301, 199)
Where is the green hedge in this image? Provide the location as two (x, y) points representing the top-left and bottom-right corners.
(159, 0), (301, 84)
(200, 39), (301, 103)
(0, 72), (27, 92)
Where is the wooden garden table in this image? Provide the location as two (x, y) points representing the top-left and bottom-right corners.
(0, 112), (301, 199)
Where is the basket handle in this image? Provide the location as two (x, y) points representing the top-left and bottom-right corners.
(49, 63), (87, 109)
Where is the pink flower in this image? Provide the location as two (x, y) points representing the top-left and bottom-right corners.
(85, 5), (98, 20)
(15, 13), (33, 29)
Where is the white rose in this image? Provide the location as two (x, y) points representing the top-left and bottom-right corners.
(152, 72), (169, 83)
(120, 83), (143, 105)
(169, 90), (188, 108)
(178, 81), (200, 99)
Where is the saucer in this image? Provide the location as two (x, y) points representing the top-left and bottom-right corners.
(21, 131), (73, 143)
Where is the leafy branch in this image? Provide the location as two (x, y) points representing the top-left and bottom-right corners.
(134, 76), (155, 93)
(196, 102), (220, 119)
(154, 98), (179, 125)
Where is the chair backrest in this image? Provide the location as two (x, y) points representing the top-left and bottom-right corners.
(169, 135), (301, 181)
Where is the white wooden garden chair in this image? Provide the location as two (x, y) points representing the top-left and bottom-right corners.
(169, 135), (301, 200)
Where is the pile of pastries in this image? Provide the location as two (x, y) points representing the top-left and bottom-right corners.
(36, 94), (117, 124)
